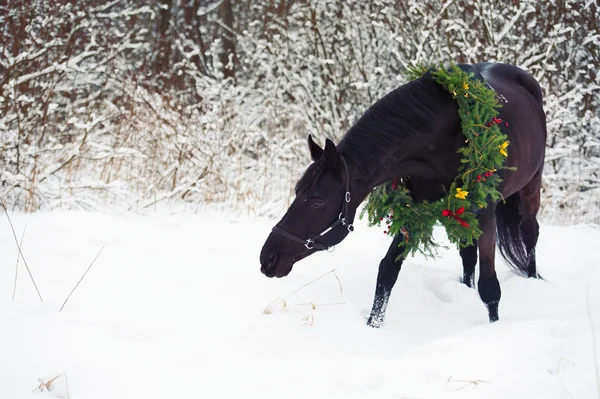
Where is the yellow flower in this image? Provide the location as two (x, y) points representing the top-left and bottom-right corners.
(464, 92), (469, 97)
(455, 187), (469, 200)
(463, 82), (469, 90)
(499, 141), (509, 157)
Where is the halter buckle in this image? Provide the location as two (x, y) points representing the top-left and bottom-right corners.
(345, 192), (351, 203)
(347, 224), (354, 232)
(305, 239), (315, 250)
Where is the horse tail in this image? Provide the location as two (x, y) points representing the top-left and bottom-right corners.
(495, 193), (529, 276)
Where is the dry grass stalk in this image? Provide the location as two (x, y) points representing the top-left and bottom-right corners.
(302, 313), (314, 327)
(297, 302), (346, 310)
(0, 198), (43, 302)
(548, 358), (575, 399)
(263, 269), (343, 315)
(586, 288), (600, 399)
(446, 375), (490, 391)
(295, 304), (345, 328)
(32, 373), (70, 398)
(12, 224), (27, 300)
(59, 243), (107, 312)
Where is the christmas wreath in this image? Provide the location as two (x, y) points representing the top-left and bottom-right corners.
(362, 64), (512, 257)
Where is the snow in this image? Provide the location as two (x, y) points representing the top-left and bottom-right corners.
(1, 210), (599, 398)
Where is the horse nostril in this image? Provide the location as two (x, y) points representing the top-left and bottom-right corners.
(261, 252), (278, 276)
(268, 253), (278, 271)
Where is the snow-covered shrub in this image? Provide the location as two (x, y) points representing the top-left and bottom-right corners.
(0, 0), (598, 222)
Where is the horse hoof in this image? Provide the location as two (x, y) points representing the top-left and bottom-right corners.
(462, 275), (475, 288)
(486, 300), (499, 323)
(367, 315), (384, 328)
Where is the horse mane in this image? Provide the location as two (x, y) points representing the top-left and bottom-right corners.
(295, 75), (453, 193)
(339, 76), (450, 168)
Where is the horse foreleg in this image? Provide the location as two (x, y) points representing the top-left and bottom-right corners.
(459, 241), (477, 288)
(477, 208), (501, 322)
(367, 233), (406, 328)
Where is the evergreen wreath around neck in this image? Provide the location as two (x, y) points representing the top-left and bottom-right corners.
(362, 64), (514, 258)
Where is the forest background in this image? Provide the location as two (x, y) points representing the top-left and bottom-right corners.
(1, 0), (598, 223)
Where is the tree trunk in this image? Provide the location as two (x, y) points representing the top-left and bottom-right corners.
(156, 0), (173, 79)
(219, 0), (235, 80)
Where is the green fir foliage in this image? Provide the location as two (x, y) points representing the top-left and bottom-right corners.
(362, 64), (512, 258)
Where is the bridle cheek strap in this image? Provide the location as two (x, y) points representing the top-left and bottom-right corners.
(271, 157), (355, 252)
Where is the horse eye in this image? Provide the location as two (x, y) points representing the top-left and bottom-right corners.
(310, 198), (327, 209)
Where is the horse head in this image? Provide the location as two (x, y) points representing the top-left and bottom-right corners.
(260, 135), (359, 278)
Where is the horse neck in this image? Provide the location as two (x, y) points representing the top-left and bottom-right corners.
(340, 137), (445, 206)
(339, 86), (461, 204)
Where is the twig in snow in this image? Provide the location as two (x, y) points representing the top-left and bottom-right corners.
(0, 198), (43, 302)
(12, 224), (27, 300)
(587, 288), (600, 399)
(59, 243), (107, 312)
(263, 269), (343, 315)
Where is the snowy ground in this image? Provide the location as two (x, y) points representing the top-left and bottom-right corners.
(0, 210), (599, 399)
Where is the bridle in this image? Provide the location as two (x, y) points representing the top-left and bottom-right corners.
(271, 157), (355, 251)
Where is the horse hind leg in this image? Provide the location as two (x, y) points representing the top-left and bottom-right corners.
(519, 170), (543, 278)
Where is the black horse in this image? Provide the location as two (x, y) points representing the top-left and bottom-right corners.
(259, 63), (546, 327)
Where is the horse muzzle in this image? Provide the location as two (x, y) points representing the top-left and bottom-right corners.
(259, 237), (298, 278)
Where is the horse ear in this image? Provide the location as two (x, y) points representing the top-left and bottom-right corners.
(323, 138), (340, 170)
(307, 134), (324, 161)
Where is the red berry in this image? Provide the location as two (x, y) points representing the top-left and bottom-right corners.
(487, 123), (492, 127)
(383, 231), (387, 234)
(380, 217), (383, 221)
(477, 175), (481, 179)
(505, 123), (508, 126)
